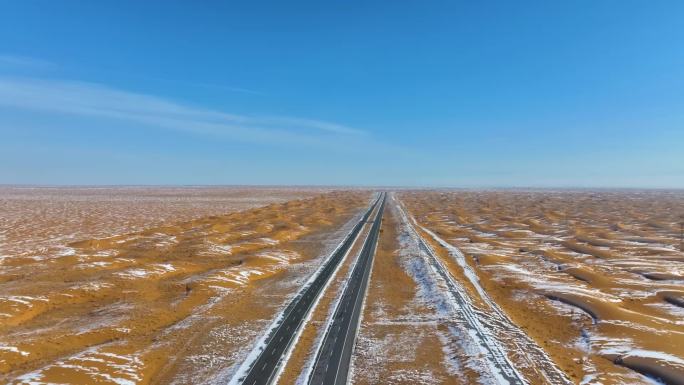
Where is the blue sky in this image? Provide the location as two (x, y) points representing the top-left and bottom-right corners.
(1, 1), (683, 187)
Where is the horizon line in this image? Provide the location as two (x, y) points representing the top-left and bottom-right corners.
(1, 183), (683, 191)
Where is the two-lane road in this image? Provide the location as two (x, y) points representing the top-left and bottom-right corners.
(307, 193), (386, 385)
(230, 193), (382, 385)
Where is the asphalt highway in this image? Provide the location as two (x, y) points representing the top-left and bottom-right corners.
(307, 193), (386, 385)
(235, 194), (382, 385)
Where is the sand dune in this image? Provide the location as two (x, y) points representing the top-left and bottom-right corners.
(0, 188), (369, 384)
(399, 189), (684, 384)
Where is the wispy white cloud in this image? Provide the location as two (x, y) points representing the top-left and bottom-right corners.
(252, 116), (366, 135)
(0, 54), (54, 70)
(0, 76), (366, 143)
(160, 78), (265, 96)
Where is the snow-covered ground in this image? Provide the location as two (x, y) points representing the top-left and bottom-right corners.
(394, 194), (573, 385)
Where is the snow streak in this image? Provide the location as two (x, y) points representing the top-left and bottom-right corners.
(394, 194), (573, 385)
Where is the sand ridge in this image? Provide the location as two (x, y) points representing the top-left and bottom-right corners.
(0, 189), (370, 384)
(398, 190), (684, 384)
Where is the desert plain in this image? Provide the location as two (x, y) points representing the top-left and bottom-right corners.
(0, 186), (682, 385)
